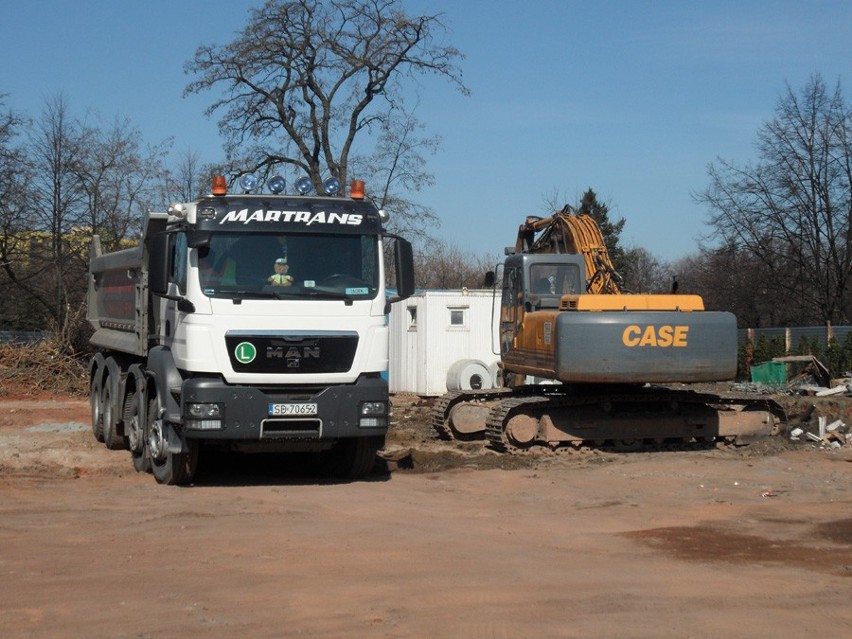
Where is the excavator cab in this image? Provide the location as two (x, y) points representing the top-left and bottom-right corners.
(528, 261), (582, 306)
(499, 253), (584, 369)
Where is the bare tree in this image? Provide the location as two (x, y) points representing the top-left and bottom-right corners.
(0, 98), (37, 329)
(413, 238), (498, 290)
(677, 243), (787, 325)
(184, 0), (467, 201)
(22, 95), (89, 339)
(161, 149), (226, 203)
(75, 118), (170, 250)
(350, 107), (441, 241)
(0, 96), (169, 347)
(698, 75), (852, 324)
(621, 246), (671, 293)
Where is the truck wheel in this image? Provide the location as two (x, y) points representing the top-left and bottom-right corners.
(146, 396), (197, 485)
(101, 382), (127, 450)
(326, 435), (384, 479)
(90, 377), (105, 443)
(125, 389), (150, 473)
(151, 444), (197, 486)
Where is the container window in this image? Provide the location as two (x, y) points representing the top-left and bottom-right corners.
(449, 306), (468, 328)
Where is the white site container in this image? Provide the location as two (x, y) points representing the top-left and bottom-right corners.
(389, 289), (501, 396)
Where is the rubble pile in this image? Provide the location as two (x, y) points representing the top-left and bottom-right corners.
(789, 417), (851, 449)
(733, 355), (852, 449)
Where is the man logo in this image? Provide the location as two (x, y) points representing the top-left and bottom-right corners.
(266, 346), (321, 359)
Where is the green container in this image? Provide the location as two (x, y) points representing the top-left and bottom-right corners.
(750, 361), (787, 385)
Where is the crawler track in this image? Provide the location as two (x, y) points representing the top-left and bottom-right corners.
(436, 387), (786, 453)
(432, 388), (512, 440)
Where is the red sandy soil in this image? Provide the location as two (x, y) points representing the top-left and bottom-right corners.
(0, 394), (850, 638)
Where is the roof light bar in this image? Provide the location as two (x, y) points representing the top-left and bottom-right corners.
(212, 175), (227, 196)
(295, 176), (313, 195)
(239, 173), (259, 193)
(323, 177), (341, 196)
(268, 175), (286, 194)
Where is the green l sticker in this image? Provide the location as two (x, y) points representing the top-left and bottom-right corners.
(235, 341), (257, 364)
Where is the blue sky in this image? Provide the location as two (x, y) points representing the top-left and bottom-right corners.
(1, 0), (850, 261)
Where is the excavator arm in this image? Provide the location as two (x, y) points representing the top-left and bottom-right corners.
(514, 206), (623, 294)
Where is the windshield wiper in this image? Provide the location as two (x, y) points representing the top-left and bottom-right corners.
(217, 289), (282, 304)
(216, 288), (354, 305)
(302, 289), (355, 305)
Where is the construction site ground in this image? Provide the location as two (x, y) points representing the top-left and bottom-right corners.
(0, 390), (850, 638)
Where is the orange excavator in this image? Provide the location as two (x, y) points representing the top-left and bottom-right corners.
(433, 206), (784, 451)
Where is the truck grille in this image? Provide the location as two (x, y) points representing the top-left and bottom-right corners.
(260, 418), (321, 439)
(225, 332), (358, 374)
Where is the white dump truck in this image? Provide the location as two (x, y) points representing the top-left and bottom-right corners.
(87, 175), (414, 484)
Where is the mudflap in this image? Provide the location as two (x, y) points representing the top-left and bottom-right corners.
(164, 420), (189, 454)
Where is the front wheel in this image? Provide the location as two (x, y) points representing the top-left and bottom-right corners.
(151, 442), (198, 486)
(324, 436), (384, 479)
(146, 396), (197, 485)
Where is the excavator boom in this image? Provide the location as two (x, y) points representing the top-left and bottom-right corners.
(515, 207), (623, 294)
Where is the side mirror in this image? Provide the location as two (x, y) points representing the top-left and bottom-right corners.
(148, 233), (170, 295)
(484, 271), (495, 288)
(394, 238), (415, 300)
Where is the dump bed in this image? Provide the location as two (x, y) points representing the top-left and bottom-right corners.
(87, 213), (166, 356)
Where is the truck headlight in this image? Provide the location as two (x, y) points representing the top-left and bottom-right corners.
(185, 403), (223, 430)
(358, 401), (387, 428)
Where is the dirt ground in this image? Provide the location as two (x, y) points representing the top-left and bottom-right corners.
(0, 392), (850, 638)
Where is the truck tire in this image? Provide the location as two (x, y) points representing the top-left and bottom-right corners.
(325, 435), (384, 479)
(124, 388), (150, 473)
(101, 381), (126, 451)
(147, 396), (197, 486)
(151, 444), (197, 486)
(90, 376), (105, 443)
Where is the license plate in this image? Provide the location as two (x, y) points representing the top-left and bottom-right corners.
(268, 403), (318, 416)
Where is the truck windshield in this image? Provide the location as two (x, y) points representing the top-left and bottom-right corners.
(197, 232), (379, 300)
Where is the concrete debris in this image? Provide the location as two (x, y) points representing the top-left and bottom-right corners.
(815, 385), (848, 397)
(826, 419), (844, 432)
(730, 382), (795, 395)
(739, 355), (852, 450)
(794, 418), (851, 449)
